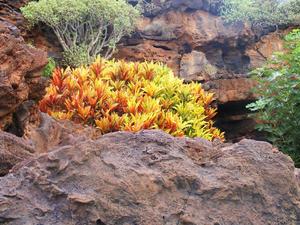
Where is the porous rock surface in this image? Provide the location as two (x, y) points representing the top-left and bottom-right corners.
(0, 130), (34, 176)
(0, 112), (101, 176)
(0, 20), (47, 130)
(0, 130), (299, 225)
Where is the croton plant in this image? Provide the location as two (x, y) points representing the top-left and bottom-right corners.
(39, 57), (224, 141)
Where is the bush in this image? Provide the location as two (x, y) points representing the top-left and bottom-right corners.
(39, 57), (224, 140)
(221, 0), (300, 27)
(42, 58), (56, 77)
(135, 0), (168, 16)
(21, 0), (140, 67)
(247, 29), (300, 166)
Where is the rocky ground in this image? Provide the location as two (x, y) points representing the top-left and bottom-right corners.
(1, 0), (300, 224)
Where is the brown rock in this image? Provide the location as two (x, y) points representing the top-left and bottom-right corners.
(0, 0), (31, 36)
(0, 1), (24, 28)
(116, 8), (254, 80)
(117, 41), (181, 75)
(246, 30), (288, 69)
(0, 21), (47, 129)
(138, 10), (253, 48)
(180, 50), (217, 81)
(0, 112), (101, 176)
(0, 131), (34, 176)
(118, 10), (254, 78)
(208, 78), (258, 103)
(25, 113), (101, 153)
(5, 100), (41, 137)
(0, 130), (299, 224)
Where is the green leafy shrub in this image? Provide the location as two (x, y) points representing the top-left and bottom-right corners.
(39, 57), (224, 140)
(42, 58), (56, 77)
(221, 0), (300, 27)
(21, 0), (140, 67)
(135, 0), (168, 16)
(247, 29), (300, 166)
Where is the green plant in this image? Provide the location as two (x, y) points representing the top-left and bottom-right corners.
(135, 0), (169, 16)
(221, 0), (300, 28)
(43, 57), (56, 77)
(39, 57), (224, 140)
(21, 0), (140, 67)
(247, 29), (300, 166)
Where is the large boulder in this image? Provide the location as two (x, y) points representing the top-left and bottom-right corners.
(0, 130), (299, 224)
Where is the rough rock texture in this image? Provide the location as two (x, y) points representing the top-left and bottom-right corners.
(0, 112), (101, 176)
(0, 0), (56, 133)
(5, 101), (41, 137)
(24, 113), (101, 153)
(0, 130), (299, 224)
(0, 0), (26, 30)
(0, 130), (34, 176)
(0, 20), (47, 130)
(117, 10), (255, 80)
(180, 50), (218, 82)
(208, 78), (258, 104)
(246, 30), (290, 69)
(0, 0), (66, 59)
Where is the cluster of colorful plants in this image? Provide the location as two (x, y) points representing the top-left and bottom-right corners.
(40, 57), (224, 140)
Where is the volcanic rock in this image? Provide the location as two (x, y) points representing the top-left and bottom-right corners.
(208, 78), (258, 104)
(0, 130), (34, 176)
(0, 20), (47, 130)
(0, 130), (299, 224)
(0, 112), (101, 176)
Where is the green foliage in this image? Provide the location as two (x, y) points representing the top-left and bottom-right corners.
(62, 45), (90, 67)
(135, 0), (168, 16)
(21, 0), (140, 66)
(42, 58), (56, 77)
(39, 57), (224, 140)
(247, 29), (300, 166)
(221, 0), (300, 27)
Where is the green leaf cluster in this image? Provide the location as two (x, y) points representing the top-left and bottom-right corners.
(221, 0), (300, 27)
(247, 29), (300, 166)
(42, 57), (56, 77)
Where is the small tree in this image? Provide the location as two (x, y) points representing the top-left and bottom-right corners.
(221, 0), (300, 28)
(21, 0), (140, 66)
